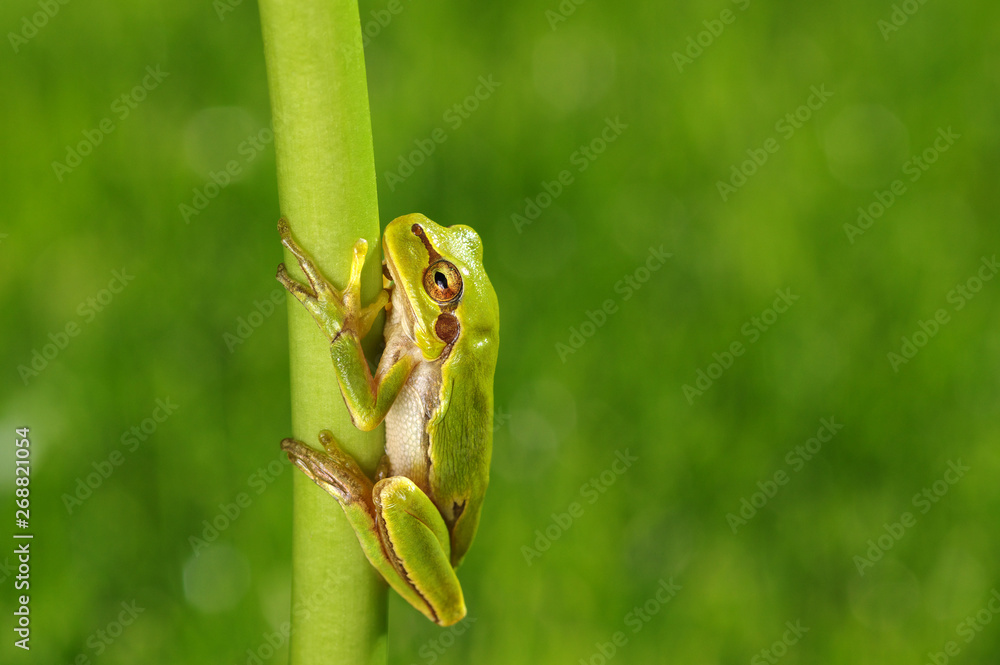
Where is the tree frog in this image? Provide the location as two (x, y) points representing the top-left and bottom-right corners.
(276, 213), (499, 627)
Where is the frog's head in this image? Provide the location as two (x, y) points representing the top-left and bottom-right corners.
(382, 213), (499, 360)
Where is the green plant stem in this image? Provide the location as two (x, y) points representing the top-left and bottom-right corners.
(258, 1), (387, 664)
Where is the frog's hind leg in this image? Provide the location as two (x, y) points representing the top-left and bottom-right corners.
(280, 432), (465, 626)
(373, 476), (466, 626)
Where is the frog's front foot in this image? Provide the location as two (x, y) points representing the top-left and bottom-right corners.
(276, 218), (389, 340)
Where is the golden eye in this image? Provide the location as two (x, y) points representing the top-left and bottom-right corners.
(423, 260), (463, 303)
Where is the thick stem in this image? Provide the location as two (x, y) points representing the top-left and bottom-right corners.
(258, 1), (387, 664)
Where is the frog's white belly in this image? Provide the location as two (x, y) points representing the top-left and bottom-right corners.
(384, 362), (438, 494)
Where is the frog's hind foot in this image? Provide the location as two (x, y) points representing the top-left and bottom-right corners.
(280, 433), (373, 504)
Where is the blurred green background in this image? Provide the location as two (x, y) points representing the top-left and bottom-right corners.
(3, 0), (1000, 663)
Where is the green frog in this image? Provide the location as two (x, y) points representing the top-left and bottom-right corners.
(276, 213), (499, 626)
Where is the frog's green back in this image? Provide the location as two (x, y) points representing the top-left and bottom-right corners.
(425, 222), (499, 568)
(430, 329), (498, 567)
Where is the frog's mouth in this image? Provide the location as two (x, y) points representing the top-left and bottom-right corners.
(382, 254), (418, 342)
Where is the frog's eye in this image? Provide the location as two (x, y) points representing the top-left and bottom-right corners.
(423, 260), (463, 304)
